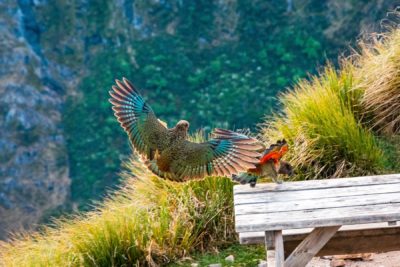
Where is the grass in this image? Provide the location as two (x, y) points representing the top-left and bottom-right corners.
(261, 64), (386, 180)
(357, 29), (400, 135)
(0, 160), (236, 266)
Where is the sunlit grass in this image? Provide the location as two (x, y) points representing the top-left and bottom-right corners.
(356, 29), (400, 135)
(262, 24), (400, 179)
(0, 160), (235, 266)
(262, 63), (386, 180)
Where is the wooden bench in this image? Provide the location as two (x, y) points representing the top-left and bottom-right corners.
(233, 174), (400, 267)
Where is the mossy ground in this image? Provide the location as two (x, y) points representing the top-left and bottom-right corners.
(169, 244), (265, 267)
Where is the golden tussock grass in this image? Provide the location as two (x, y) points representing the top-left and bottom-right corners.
(0, 159), (235, 266)
(356, 28), (400, 135)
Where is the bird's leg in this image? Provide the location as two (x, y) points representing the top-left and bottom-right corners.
(271, 176), (283, 184)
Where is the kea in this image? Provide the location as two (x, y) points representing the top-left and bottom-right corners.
(232, 139), (294, 187)
(109, 78), (263, 182)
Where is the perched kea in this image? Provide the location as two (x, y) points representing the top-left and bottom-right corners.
(109, 78), (263, 182)
(232, 139), (294, 187)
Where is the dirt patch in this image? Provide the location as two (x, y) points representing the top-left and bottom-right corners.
(310, 251), (400, 267)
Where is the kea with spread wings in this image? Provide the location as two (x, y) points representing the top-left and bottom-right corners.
(109, 78), (263, 182)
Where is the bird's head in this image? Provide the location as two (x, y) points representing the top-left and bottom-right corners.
(174, 120), (190, 138)
(278, 161), (294, 177)
(176, 120), (190, 130)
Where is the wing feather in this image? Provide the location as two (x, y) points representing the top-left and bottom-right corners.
(109, 78), (171, 159)
(169, 129), (262, 179)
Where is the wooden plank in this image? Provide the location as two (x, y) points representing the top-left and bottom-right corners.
(240, 227), (400, 256)
(235, 203), (400, 231)
(285, 226), (340, 267)
(235, 192), (400, 215)
(234, 183), (400, 205)
(236, 203), (400, 226)
(239, 223), (395, 244)
(285, 226), (400, 257)
(274, 231), (284, 267)
(234, 174), (400, 194)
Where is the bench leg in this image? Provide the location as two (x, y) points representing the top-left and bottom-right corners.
(265, 230), (284, 267)
(285, 226), (341, 267)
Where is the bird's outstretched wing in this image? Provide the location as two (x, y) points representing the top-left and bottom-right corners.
(166, 129), (263, 180)
(109, 78), (170, 160)
(232, 139), (291, 186)
(259, 139), (288, 164)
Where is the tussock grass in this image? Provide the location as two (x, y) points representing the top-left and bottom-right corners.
(262, 64), (385, 179)
(356, 29), (400, 135)
(262, 23), (400, 179)
(0, 160), (235, 266)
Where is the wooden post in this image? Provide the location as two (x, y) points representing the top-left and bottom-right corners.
(265, 231), (275, 267)
(265, 231), (284, 267)
(274, 230), (284, 267)
(285, 226), (340, 267)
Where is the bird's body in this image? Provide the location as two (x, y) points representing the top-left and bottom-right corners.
(109, 78), (263, 181)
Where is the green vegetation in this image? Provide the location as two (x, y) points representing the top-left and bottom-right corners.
(63, 1), (354, 209)
(168, 244), (265, 267)
(64, 50), (133, 207)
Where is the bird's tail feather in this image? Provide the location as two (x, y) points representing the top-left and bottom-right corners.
(144, 160), (179, 181)
(232, 173), (259, 187)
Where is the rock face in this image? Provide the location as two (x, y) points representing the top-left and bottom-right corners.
(0, 0), (397, 240)
(0, 0), (72, 239)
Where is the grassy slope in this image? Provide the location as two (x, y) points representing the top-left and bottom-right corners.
(0, 160), (236, 266)
(1, 18), (400, 267)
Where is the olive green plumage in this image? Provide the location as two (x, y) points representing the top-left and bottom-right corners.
(109, 78), (263, 181)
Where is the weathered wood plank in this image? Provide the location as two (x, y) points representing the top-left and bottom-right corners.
(299, 227), (400, 257)
(234, 183), (400, 205)
(236, 203), (400, 226)
(235, 192), (400, 215)
(235, 203), (400, 231)
(285, 226), (340, 267)
(239, 223), (397, 244)
(234, 174), (400, 194)
(240, 226), (400, 256)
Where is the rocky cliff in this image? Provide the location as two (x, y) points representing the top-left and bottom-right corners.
(0, 0), (397, 239)
(0, 0), (72, 238)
